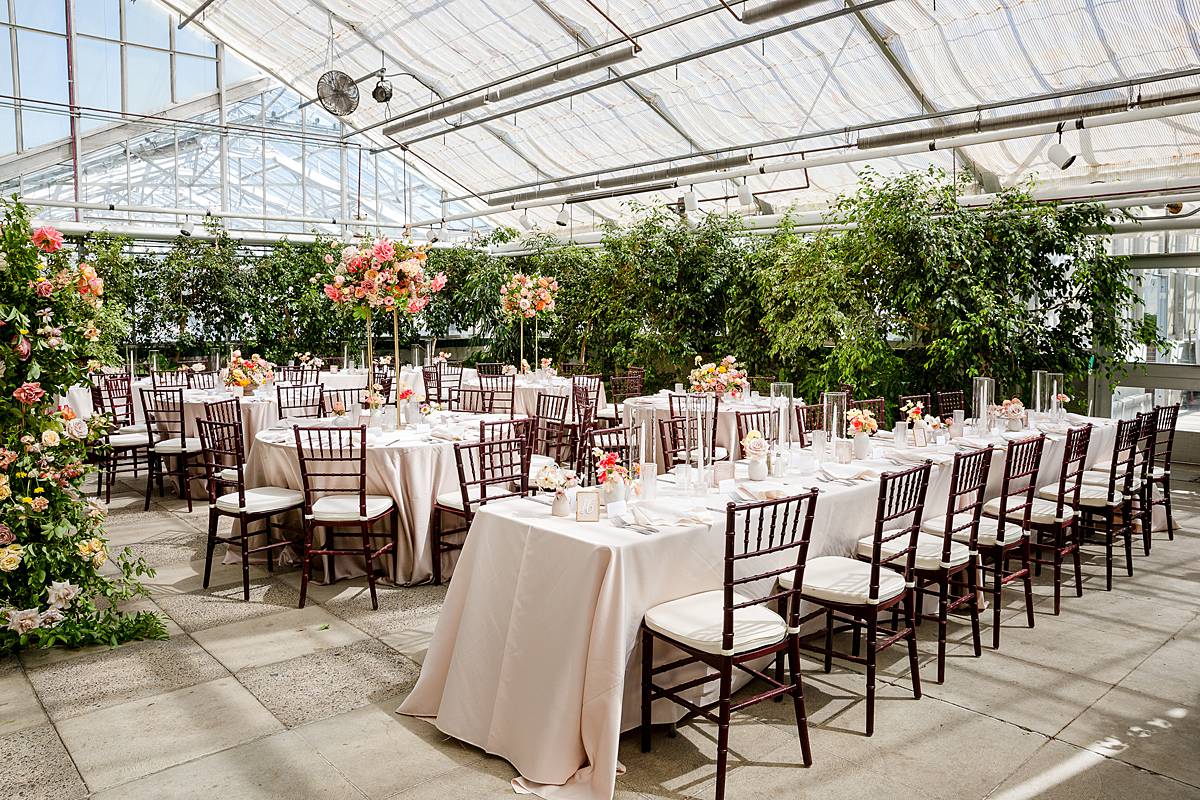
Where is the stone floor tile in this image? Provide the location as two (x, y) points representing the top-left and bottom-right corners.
(379, 616), (439, 665)
(0, 666), (47, 736)
(155, 576), (300, 633)
(0, 722), (88, 800)
(139, 557), (269, 597)
(55, 676), (281, 792)
(385, 755), (518, 799)
(24, 635), (227, 721)
(235, 639), (420, 728)
(192, 605), (369, 671)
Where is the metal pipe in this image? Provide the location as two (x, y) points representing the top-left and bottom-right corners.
(30, 218), (460, 247)
(177, 0), (218, 29)
(63, 0), (81, 223)
(345, 2), (733, 138)
(406, 95), (1200, 227)
(444, 65), (1200, 203)
(381, 46), (638, 137)
(379, 0), (902, 153)
(741, 0), (824, 25)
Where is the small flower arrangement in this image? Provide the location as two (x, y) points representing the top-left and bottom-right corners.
(190, 362), (206, 372)
(329, 399), (347, 417)
(534, 463), (575, 493)
(924, 414), (947, 430)
(1054, 393), (1070, 404)
(688, 354), (750, 398)
(432, 351), (453, 364)
(363, 383), (386, 411)
(500, 273), (559, 320)
(397, 388), (414, 403)
(293, 351), (325, 367)
(224, 350), (274, 389)
(740, 430), (771, 460)
(846, 408), (878, 435)
(540, 357), (553, 370)
(419, 402), (446, 416)
(592, 448), (638, 486)
(991, 398), (1025, 420)
(502, 364), (518, 376)
(900, 399), (925, 423)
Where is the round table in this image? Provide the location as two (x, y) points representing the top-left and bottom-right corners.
(235, 411), (512, 584)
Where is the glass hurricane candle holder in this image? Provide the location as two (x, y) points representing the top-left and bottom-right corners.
(823, 391), (848, 440)
(770, 382), (793, 476)
(1031, 370), (1048, 414)
(971, 376), (995, 429)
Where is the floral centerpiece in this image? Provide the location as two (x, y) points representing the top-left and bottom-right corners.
(900, 399), (926, 425)
(499, 272), (559, 365)
(534, 463), (576, 516)
(845, 408), (878, 435)
(539, 357), (555, 377)
(688, 355), (750, 399)
(990, 397), (1027, 431)
(1, 208), (164, 653)
(317, 235), (448, 385)
(224, 350), (273, 393)
(592, 448), (638, 504)
(741, 430), (771, 480)
(293, 351), (324, 367)
(432, 351), (452, 364)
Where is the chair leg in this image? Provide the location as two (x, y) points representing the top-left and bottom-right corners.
(991, 555), (1003, 650)
(787, 635), (813, 767)
(143, 454), (156, 511)
(1071, 523), (1083, 598)
(1103, 515), (1113, 591)
(391, 509), (400, 583)
(431, 509), (443, 586)
(1123, 511), (1134, 577)
(1162, 476), (1175, 540)
(904, 594), (921, 699)
(203, 509), (219, 589)
(714, 658), (733, 800)
(774, 598), (786, 702)
(968, 559), (982, 657)
(1051, 529), (1063, 616)
(363, 522), (379, 611)
(238, 513), (251, 601)
(1021, 540), (1035, 630)
(640, 627), (653, 753)
(1141, 488), (1152, 556)
(823, 608), (834, 674)
(936, 578), (949, 684)
(298, 522), (314, 609)
(865, 612), (878, 737)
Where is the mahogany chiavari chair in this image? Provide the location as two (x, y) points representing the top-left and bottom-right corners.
(642, 489), (820, 799)
(197, 419), (302, 601)
(203, 397), (245, 479)
(910, 447), (993, 682)
(658, 417), (688, 467)
(851, 397), (887, 428)
(373, 374), (394, 406)
(581, 425), (637, 486)
(597, 372), (645, 426)
(1015, 424), (1090, 615)
(187, 369), (221, 390)
(793, 461), (931, 736)
(475, 361), (505, 376)
(150, 369), (189, 389)
(140, 387), (203, 513)
(898, 393), (932, 416)
(293, 425), (398, 609)
(667, 392), (727, 462)
(838, 382), (856, 398)
(1149, 404), (1180, 540)
(276, 384), (324, 420)
(936, 389), (966, 417)
(559, 361), (590, 378)
(794, 403), (825, 448)
(973, 434), (1045, 648)
(479, 373), (516, 417)
(102, 374), (146, 434)
(278, 364), (320, 385)
(1042, 416), (1140, 590)
(322, 386), (368, 415)
(735, 408), (778, 458)
(430, 437), (529, 585)
(533, 391), (571, 465)
(571, 374), (604, 420)
(92, 389), (151, 503)
(569, 381), (601, 467)
(422, 364), (463, 405)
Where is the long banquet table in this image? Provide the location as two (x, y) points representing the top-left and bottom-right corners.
(400, 416), (1117, 800)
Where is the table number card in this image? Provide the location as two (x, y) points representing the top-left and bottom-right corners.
(911, 426), (929, 447)
(576, 489), (600, 522)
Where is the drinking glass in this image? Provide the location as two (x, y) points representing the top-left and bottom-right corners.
(1047, 372), (1065, 420)
(770, 382), (794, 476)
(1031, 370), (1048, 414)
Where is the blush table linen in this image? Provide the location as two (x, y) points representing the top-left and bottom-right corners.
(399, 417), (1117, 800)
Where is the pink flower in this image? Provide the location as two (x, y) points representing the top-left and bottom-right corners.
(372, 239), (396, 262)
(34, 280), (53, 298)
(324, 285), (342, 302)
(406, 296), (428, 314)
(323, 253), (334, 264)
(28, 497), (48, 512)
(430, 272), (447, 292)
(13, 382), (45, 405)
(14, 336), (30, 361)
(32, 226), (63, 253)
(0, 525), (13, 546)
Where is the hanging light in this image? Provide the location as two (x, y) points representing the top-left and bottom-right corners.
(1046, 125), (1077, 170)
(736, 179), (754, 207)
(518, 210), (533, 229)
(555, 205), (570, 227)
(180, 216), (195, 236)
(683, 189), (698, 214)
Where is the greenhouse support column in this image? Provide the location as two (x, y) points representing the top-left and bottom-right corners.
(393, 311), (401, 403)
(64, 0), (82, 222)
(217, 43), (229, 211)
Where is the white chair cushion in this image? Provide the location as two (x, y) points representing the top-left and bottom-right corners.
(787, 555), (906, 606)
(1094, 459), (1167, 480)
(154, 436), (201, 454)
(1080, 470), (1143, 491)
(117, 423), (148, 434)
(983, 496), (1073, 525)
(215, 486), (303, 515)
(530, 454), (556, 471)
(644, 589), (787, 656)
(925, 512), (1024, 547)
(218, 467), (239, 482)
(107, 432), (148, 448)
(435, 490), (476, 511)
(857, 531), (970, 571)
(1037, 483), (1122, 508)
(596, 406), (619, 419)
(310, 494), (394, 521)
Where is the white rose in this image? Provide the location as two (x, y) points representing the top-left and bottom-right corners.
(46, 580), (81, 609)
(39, 608), (64, 628)
(65, 419), (89, 440)
(5, 608), (40, 634)
(41, 429), (61, 447)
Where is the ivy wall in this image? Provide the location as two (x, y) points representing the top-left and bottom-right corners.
(82, 169), (1159, 410)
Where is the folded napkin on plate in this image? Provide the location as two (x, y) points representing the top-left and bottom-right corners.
(430, 429), (468, 441)
(874, 429), (894, 440)
(1000, 430), (1041, 442)
(950, 436), (995, 450)
(734, 482), (791, 502)
(1036, 422), (1071, 435)
(818, 463), (882, 481)
(886, 448), (953, 466)
(629, 502), (711, 528)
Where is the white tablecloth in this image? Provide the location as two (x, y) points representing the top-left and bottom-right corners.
(237, 412), (511, 584)
(400, 417), (1117, 800)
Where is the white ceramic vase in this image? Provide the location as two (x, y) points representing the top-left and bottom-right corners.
(853, 431), (871, 460)
(747, 457), (768, 481)
(551, 489), (570, 517)
(601, 480), (626, 507)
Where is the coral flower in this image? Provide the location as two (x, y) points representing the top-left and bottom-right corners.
(32, 226), (63, 253)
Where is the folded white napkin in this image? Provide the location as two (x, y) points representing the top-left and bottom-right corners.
(1036, 422), (1071, 435)
(1000, 430), (1041, 442)
(951, 436), (995, 449)
(430, 428), (467, 441)
(818, 463), (881, 481)
(629, 502), (710, 528)
(735, 482), (791, 502)
(885, 448), (954, 466)
(874, 429), (895, 440)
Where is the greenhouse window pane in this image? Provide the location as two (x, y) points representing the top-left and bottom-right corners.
(21, 108), (68, 149)
(223, 52), (261, 85)
(175, 54), (216, 102)
(74, 0), (120, 39)
(14, 0), (64, 33)
(76, 38), (122, 129)
(125, 46), (170, 114)
(17, 30), (67, 103)
(0, 108), (15, 156)
(123, 0), (168, 48)
(174, 22), (215, 56)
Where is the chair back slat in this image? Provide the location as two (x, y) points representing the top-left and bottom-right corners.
(559, 362), (590, 378)
(197, 418), (245, 505)
(1153, 403), (1179, 475)
(936, 389), (966, 417)
(103, 374), (136, 427)
(992, 435), (1046, 537)
(452, 437), (530, 517)
(533, 391), (570, 461)
(721, 490), (820, 652)
(277, 384), (324, 420)
(204, 396), (242, 428)
(667, 392), (721, 461)
(898, 394), (931, 415)
(141, 388), (186, 443)
(735, 409), (778, 450)
(863, 462), (933, 598)
(476, 362), (505, 376)
(151, 370), (189, 389)
(293, 425), (370, 517)
(322, 386), (368, 415)
(1100, 417), (1143, 503)
(479, 374), (516, 417)
(279, 365), (320, 384)
(852, 397), (887, 428)
(1050, 425), (1093, 519)
(937, 447), (993, 556)
(609, 374), (644, 405)
(572, 375), (603, 423)
(794, 403), (825, 448)
(187, 370), (221, 389)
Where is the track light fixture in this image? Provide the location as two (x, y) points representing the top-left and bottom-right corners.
(1047, 125), (1077, 170)
(683, 189), (699, 214)
(180, 216), (195, 236)
(372, 77), (393, 104)
(736, 179), (754, 207)
(555, 205), (569, 227)
(518, 210), (533, 230)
